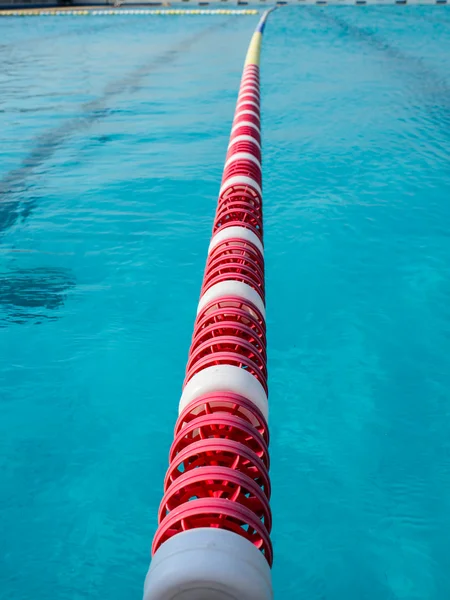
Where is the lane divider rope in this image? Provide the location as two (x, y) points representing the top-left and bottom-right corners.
(143, 8), (276, 600)
(0, 8), (259, 16)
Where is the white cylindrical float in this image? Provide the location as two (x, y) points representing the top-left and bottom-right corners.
(144, 529), (272, 600)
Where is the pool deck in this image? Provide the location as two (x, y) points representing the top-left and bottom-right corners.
(0, 0), (448, 13)
(0, 5), (261, 14)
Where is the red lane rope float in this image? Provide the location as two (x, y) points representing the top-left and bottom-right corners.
(239, 88), (260, 98)
(202, 256), (265, 293)
(218, 183), (261, 199)
(196, 295), (266, 332)
(185, 335), (268, 385)
(226, 148), (261, 164)
(207, 238), (264, 265)
(216, 190), (263, 215)
(227, 142), (262, 162)
(233, 112), (261, 128)
(214, 190), (263, 236)
(225, 153), (261, 171)
(235, 104), (261, 119)
(228, 136), (260, 152)
(241, 78), (260, 88)
(222, 164), (262, 188)
(237, 98), (260, 111)
(193, 307), (266, 355)
(175, 392), (269, 444)
(239, 85), (260, 96)
(201, 269), (265, 302)
(191, 319), (265, 351)
(216, 189), (262, 215)
(243, 67), (259, 74)
(241, 73), (260, 83)
(223, 153), (262, 174)
(202, 245), (265, 290)
(216, 189), (262, 209)
(230, 123), (261, 144)
(148, 11), (275, 588)
(200, 271), (265, 302)
(158, 467), (272, 532)
(214, 209), (263, 239)
(164, 438), (271, 492)
(169, 414), (269, 469)
(234, 104), (260, 117)
(242, 66), (260, 74)
(207, 238), (264, 267)
(152, 498), (273, 566)
(189, 325), (267, 369)
(240, 79), (260, 90)
(238, 93), (260, 107)
(240, 77), (260, 87)
(239, 86), (259, 95)
(204, 250), (264, 279)
(241, 76), (260, 86)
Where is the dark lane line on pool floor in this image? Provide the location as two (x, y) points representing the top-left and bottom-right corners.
(0, 17), (233, 325)
(309, 9), (450, 146)
(0, 17), (233, 236)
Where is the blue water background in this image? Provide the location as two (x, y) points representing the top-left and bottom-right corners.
(1, 7), (450, 599)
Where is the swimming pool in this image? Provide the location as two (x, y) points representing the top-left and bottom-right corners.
(1, 7), (450, 599)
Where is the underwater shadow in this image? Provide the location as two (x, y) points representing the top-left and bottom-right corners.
(0, 266), (76, 326)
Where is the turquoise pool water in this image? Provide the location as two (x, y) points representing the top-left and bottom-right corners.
(1, 7), (450, 599)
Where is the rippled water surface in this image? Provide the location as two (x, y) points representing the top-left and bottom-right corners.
(1, 7), (450, 599)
